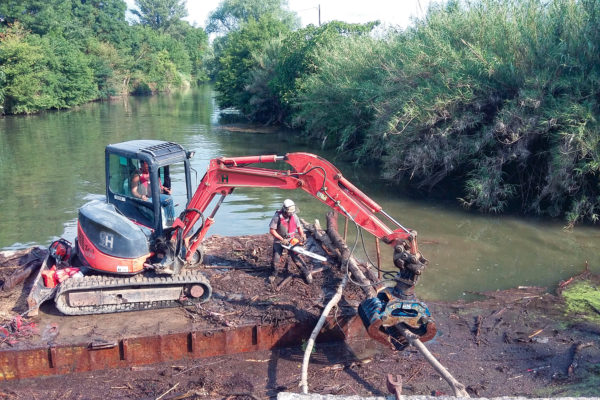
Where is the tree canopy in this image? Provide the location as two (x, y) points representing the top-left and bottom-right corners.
(131, 0), (187, 32)
(0, 0), (209, 114)
(206, 0), (299, 34)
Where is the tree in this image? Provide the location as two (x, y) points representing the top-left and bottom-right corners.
(0, 0), (72, 36)
(131, 0), (188, 32)
(214, 15), (291, 112)
(0, 23), (58, 113)
(127, 25), (191, 92)
(237, 21), (379, 125)
(0, 0), (130, 45)
(71, 0), (129, 45)
(177, 23), (210, 82)
(206, 0), (299, 34)
(274, 21), (379, 123)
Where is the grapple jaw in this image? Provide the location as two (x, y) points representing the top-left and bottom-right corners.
(358, 288), (437, 350)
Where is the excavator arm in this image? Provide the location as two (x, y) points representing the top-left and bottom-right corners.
(168, 152), (436, 350)
(174, 152), (419, 259)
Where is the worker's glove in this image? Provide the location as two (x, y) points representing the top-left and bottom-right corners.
(280, 239), (290, 246)
(300, 235), (307, 245)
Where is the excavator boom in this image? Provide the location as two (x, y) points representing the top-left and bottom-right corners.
(176, 152), (419, 261)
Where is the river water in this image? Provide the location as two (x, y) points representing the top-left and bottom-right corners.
(0, 86), (598, 300)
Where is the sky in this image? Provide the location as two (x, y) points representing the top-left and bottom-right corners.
(126, 0), (432, 30)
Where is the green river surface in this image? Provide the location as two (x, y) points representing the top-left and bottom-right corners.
(1, 86), (598, 301)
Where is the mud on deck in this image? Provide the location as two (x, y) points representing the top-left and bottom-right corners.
(1, 235), (599, 399)
(0, 234), (366, 376)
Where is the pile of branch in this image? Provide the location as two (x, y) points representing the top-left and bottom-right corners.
(300, 211), (469, 397)
(301, 212), (378, 297)
(1, 247), (47, 291)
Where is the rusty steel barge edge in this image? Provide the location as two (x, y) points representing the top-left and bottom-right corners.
(0, 315), (365, 381)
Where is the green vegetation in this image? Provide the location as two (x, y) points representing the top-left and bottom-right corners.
(554, 278), (600, 397)
(0, 0), (209, 114)
(213, 15), (292, 115)
(2, 0), (599, 224)
(206, 0), (299, 35)
(562, 280), (600, 325)
(211, 0), (600, 225)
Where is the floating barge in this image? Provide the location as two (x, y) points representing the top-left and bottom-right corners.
(0, 234), (369, 381)
(0, 310), (365, 380)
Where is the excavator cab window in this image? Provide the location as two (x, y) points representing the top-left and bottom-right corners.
(108, 155), (134, 196)
(107, 154), (156, 229)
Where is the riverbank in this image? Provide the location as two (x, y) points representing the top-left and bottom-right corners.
(1, 234), (598, 399)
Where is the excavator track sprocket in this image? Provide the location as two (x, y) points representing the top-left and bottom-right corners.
(54, 270), (211, 315)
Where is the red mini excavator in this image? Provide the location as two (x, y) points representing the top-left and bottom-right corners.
(28, 140), (436, 348)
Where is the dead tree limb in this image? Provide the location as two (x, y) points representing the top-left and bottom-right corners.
(567, 341), (594, 377)
(301, 218), (340, 260)
(304, 215), (380, 294)
(358, 261), (384, 289)
(325, 212), (376, 298)
(300, 274), (348, 394)
(398, 326), (470, 397)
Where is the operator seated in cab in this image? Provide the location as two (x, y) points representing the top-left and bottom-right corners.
(131, 161), (175, 224)
(269, 199), (307, 275)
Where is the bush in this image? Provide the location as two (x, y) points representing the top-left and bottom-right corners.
(277, 0), (600, 224)
(0, 24), (59, 114)
(362, 0), (600, 224)
(214, 15), (292, 113)
(293, 34), (386, 154)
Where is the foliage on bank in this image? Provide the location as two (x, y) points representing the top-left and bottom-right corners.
(212, 0), (600, 225)
(0, 0), (209, 115)
(562, 279), (600, 325)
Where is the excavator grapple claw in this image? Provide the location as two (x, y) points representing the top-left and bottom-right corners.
(358, 288), (437, 350)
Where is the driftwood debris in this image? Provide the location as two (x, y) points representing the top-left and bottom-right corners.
(567, 341), (594, 377)
(300, 211), (469, 397)
(301, 212), (376, 297)
(1, 247), (47, 291)
(398, 326), (470, 397)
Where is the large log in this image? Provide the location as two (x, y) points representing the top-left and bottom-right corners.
(303, 217), (383, 291)
(398, 326), (470, 397)
(325, 212), (376, 298)
(301, 218), (340, 260)
(302, 216), (374, 296)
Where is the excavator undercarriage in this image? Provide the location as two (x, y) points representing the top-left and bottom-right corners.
(54, 270), (211, 315)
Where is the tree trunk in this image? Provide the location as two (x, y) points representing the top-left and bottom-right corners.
(324, 212), (376, 297)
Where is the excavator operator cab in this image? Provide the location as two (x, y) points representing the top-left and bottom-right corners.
(105, 140), (194, 234)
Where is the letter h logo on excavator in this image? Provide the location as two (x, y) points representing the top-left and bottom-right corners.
(220, 174), (229, 184)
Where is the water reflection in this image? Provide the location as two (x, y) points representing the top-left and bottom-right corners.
(0, 86), (598, 300)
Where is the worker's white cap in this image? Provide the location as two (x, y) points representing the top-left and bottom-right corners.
(283, 199), (295, 213)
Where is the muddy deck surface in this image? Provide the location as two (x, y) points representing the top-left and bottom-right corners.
(1, 235), (599, 399)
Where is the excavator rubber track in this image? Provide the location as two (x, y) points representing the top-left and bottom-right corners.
(54, 270), (212, 315)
